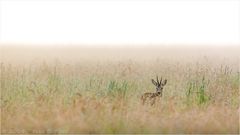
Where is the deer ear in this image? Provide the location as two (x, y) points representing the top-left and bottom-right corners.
(151, 79), (158, 86)
(162, 79), (167, 86)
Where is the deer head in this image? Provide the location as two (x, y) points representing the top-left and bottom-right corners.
(151, 76), (167, 96)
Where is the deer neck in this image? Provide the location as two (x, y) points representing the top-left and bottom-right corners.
(156, 91), (162, 97)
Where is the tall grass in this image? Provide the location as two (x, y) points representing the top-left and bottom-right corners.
(185, 76), (211, 106)
(0, 46), (239, 133)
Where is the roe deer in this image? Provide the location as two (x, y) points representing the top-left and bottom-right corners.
(141, 76), (167, 105)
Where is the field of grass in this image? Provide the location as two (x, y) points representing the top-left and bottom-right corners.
(0, 46), (239, 133)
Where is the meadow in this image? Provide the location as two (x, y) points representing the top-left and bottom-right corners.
(0, 46), (239, 133)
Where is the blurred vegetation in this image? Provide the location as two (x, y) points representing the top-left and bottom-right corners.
(1, 47), (239, 134)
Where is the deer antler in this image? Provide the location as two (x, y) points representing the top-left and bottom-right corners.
(157, 76), (161, 86)
(160, 77), (162, 85)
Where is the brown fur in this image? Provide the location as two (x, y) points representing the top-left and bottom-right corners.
(141, 92), (161, 105)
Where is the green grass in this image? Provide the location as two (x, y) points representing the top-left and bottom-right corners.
(1, 47), (239, 133)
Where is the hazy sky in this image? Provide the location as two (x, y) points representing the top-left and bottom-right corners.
(0, 0), (239, 46)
